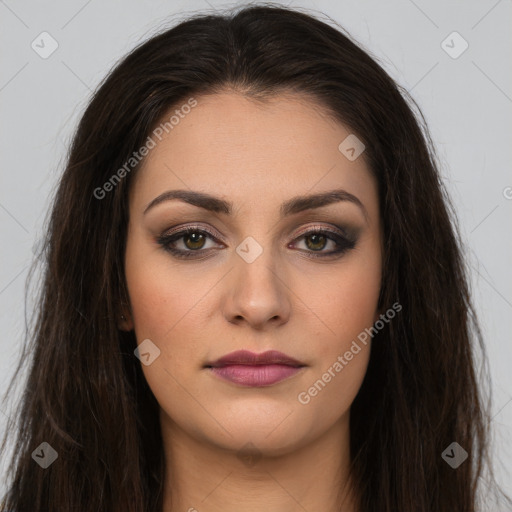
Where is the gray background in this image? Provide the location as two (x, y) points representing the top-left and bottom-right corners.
(1, 0), (511, 501)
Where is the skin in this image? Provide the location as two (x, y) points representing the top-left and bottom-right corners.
(121, 91), (382, 512)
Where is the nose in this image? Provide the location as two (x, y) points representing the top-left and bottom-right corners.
(222, 246), (291, 330)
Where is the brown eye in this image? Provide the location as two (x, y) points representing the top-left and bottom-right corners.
(304, 233), (329, 251)
(157, 225), (357, 260)
(182, 232), (207, 250)
(291, 227), (357, 259)
(156, 226), (222, 259)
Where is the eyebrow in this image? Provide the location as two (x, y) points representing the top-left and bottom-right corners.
(143, 187), (368, 221)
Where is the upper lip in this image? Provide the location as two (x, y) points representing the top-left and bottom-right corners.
(205, 350), (305, 368)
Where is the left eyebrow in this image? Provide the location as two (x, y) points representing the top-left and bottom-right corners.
(143, 187), (368, 221)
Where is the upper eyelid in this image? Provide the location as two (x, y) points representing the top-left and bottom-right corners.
(161, 224), (224, 242)
(158, 225), (352, 259)
(157, 224), (357, 260)
(161, 223), (349, 242)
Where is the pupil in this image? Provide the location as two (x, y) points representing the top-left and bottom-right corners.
(307, 234), (326, 251)
(186, 232), (204, 249)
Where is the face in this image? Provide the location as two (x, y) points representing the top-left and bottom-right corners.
(123, 91), (382, 456)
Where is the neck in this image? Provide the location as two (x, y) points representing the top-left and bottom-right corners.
(160, 411), (358, 512)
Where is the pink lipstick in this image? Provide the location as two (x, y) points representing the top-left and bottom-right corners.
(205, 349), (305, 387)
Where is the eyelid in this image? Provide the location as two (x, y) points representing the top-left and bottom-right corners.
(160, 221), (350, 242)
(160, 223), (226, 243)
(157, 221), (357, 260)
(292, 223), (349, 239)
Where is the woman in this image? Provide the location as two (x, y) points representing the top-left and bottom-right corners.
(0, 4), (509, 511)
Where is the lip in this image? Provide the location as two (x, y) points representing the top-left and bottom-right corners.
(206, 349), (304, 368)
(204, 350), (306, 387)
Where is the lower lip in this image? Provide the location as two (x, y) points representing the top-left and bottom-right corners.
(208, 364), (303, 387)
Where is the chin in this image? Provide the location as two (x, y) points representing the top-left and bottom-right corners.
(195, 411), (317, 458)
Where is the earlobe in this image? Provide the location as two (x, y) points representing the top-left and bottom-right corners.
(118, 312), (134, 331)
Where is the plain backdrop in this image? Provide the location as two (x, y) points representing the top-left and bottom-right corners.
(1, 0), (511, 501)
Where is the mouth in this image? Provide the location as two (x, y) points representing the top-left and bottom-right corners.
(204, 350), (306, 387)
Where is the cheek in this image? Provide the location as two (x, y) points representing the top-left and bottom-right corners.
(125, 257), (213, 362)
(124, 233), (197, 379)
(297, 243), (381, 406)
(294, 271), (378, 430)
(304, 251), (381, 358)
(124, 253), (215, 425)
(124, 227), (209, 339)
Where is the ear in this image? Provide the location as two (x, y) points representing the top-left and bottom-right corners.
(118, 308), (134, 331)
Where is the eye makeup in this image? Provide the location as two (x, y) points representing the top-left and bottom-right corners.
(155, 222), (359, 261)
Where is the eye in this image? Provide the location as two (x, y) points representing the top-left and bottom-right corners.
(156, 224), (356, 260)
(290, 225), (356, 259)
(156, 225), (223, 259)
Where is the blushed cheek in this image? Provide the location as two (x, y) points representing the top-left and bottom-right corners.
(128, 274), (186, 342)
(124, 233), (190, 339)
(125, 271), (201, 401)
(307, 271), (380, 356)
(124, 256), (213, 377)
(316, 272), (375, 394)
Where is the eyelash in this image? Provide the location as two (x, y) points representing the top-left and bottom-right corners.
(156, 224), (356, 260)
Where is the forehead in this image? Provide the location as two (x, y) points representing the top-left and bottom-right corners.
(129, 91), (377, 218)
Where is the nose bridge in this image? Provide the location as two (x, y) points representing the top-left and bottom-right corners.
(235, 233), (281, 295)
(224, 232), (291, 327)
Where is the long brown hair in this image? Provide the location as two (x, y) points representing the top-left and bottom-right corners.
(1, 4), (509, 511)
